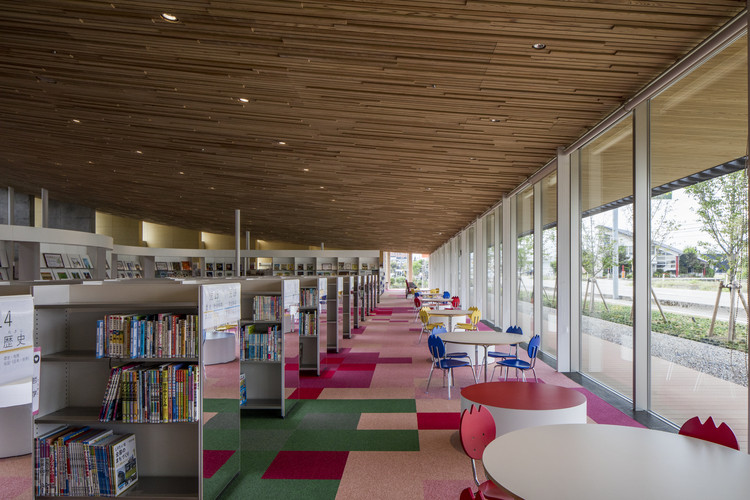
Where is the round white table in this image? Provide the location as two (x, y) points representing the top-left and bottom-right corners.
(439, 330), (528, 381)
(461, 382), (587, 436)
(428, 309), (472, 331)
(483, 423), (750, 500)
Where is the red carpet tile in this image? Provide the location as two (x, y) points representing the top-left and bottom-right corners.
(262, 451), (349, 480)
(417, 412), (461, 430)
(284, 362), (299, 371)
(343, 352), (380, 363)
(288, 387), (324, 399)
(203, 450), (235, 478)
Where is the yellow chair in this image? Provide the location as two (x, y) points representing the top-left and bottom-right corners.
(430, 288), (440, 294)
(456, 308), (481, 331)
(419, 308), (444, 343)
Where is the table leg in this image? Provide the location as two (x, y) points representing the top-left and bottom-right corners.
(483, 345), (488, 382)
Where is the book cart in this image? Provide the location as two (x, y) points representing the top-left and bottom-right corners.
(238, 278), (298, 417)
(31, 280), (241, 499)
(298, 277), (324, 376)
(326, 277), (341, 353)
(342, 276), (353, 339)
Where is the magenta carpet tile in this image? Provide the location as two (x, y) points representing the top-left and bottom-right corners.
(342, 352), (380, 363)
(262, 451), (349, 480)
(417, 412), (461, 430)
(299, 370), (374, 388)
(288, 387), (324, 399)
(372, 309), (393, 315)
(284, 362), (299, 371)
(390, 307), (414, 314)
(575, 387), (646, 427)
(203, 450), (235, 478)
(337, 363), (377, 371)
(352, 327), (366, 334)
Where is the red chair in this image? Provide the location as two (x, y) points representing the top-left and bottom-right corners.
(678, 416), (740, 450)
(459, 405), (516, 499)
(413, 296), (423, 321)
(460, 487), (487, 500)
(446, 296), (460, 309)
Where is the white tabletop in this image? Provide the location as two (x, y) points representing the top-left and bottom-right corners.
(483, 423), (750, 500)
(439, 331), (529, 346)
(428, 309), (471, 317)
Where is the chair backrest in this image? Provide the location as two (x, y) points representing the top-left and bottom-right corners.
(431, 288), (439, 294)
(459, 405), (496, 461)
(419, 308), (431, 326)
(443, 291), (451, 299)
(414, 291), (420, 297)
(427, 334), (446, 360)
(527, 335), (541, 362)
(459, 487), (487, 500)
(471, 309), (481, 326)
(414, 296), (421, 308)
(678, 416), (740, 450)
(432, 325), (447, 335)
(451, 296), (461, 308)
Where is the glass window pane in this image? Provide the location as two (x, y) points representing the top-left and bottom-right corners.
(649, 34), (748, 449)
(541, 172), (558, 359)
(516, 187), (534, 334)
(412, 254), (429, 289)
(389, 252), (408, 289)
(486, 212), (496, 323)
(580, 115), (634, 400)
(469, 226), (475, 306)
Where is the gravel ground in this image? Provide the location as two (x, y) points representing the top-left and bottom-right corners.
(582, 315), (748, 387)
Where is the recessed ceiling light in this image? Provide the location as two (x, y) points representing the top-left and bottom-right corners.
(490, 118), (500, 122)
(161, 13), (179, 23)
(210, 186), (215, 190)
(532, 43), (546, 50)
(238, 97), (249, 103)
(319, 186), (325, 189)
(72, 119), (80, 123)
(303, 168), (309, 172)
(277, 141), (286, 145)
(135, 150), (143, 154)
(179, 171), (185, 175)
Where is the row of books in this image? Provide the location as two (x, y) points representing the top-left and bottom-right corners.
(299, 311), (318, 336)
(99, 363), (199, 423)
(240, 325), (282, 361)
(253, 295), (281, 321)
(95, 313), (199, 359)
(35, 426), (137, 497)
(300, 287), (319, 307)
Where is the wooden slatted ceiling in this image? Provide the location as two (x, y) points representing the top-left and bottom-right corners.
(0, 1), (744, 252)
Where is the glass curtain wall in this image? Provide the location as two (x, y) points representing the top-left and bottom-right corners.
(390, 252), (408, 289)
(516, 187), (534, 334)
(468, 226), (475, 307)
(498, 206), (503, 329)
(485, 212), (496, 324)
(649, 33), (748, 448)
(541, 172), (558, 358)
(579, 115), (634, 400)
(412, 254), (429, 289)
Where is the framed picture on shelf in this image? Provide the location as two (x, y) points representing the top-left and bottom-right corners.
(156, 262), (168, 271)
(55, 270), (70, 280)
(181, 261), (191, 271)
(206, 263), (214, 271)
(338, 262), (344, 270)
(40, 270), (54, 281)
(226, 263), (233, 271)
(216, 271), (224, 277)
(206, 271), (214, 278)
(216, 263), (224, 271)
(69, 256), (84, 268)
(82, 271), (93, 280)
(70, 270), (83, 280)
(361, 263), (368, 270)
(81, 255), (93, 268)
(171, 262), (181, 271)
(43, 253), (65, 268)
(117, 260), (125, 270)
(273, 263), (280, 271)
(306, 263), (313, 271)
(323, 263), (332, 271)
(297, 264), (304, 271)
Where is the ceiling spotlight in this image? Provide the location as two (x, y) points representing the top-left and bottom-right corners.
(72, 119), (81, 123)
(277, 141), (286, 145)
(532, 42), (546, 50)
(135, 150), (143, 154)
(161, 12), (179, 22)
(303, 168), (309, 172)
(238, 97), (249, 103)
(179, 171), (185, 175)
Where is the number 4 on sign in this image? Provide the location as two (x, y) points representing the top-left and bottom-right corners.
(3, 310), (11, 328)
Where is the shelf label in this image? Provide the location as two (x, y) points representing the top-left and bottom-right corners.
(201, 283), (241, 330)
(0, 295), (34, 386)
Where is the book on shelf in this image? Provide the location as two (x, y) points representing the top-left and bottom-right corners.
(299, 311), (317, 336)
(240, 324), (281, 361)
(35, 426), (137, 497)
(239, 373), (247, 405)
(96, 314), (199, 359)
(252, 296), (281, 322)
(300, 287), (319, 307)
(100, 362), (199, 423)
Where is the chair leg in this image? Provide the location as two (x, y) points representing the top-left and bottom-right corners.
(425, 364), (435, 393)
(532, 367), (537, 383)
(504, 365), (509, 381)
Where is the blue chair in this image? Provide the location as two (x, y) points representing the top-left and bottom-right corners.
(426, 334), (476, 399)
(432, 325), (471, 363)
(492, 334), (541, 382)
(442, 291), (451, 299)
(487, 325), (522, 367)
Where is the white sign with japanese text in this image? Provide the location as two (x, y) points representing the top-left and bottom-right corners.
(0, 295), (34, 386)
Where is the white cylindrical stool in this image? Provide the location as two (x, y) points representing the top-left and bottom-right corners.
(203, 330), (236, 365)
